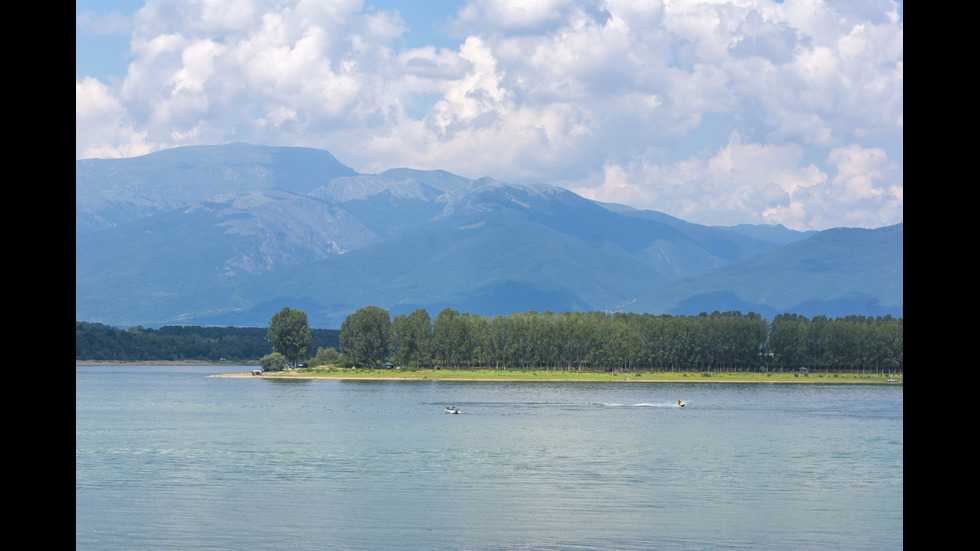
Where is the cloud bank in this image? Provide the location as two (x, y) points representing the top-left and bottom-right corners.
(75, 0), (903, 231)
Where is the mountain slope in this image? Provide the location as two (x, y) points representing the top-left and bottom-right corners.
(75, 143), (902, 328)
(634, 223), (904, 318)
(75, 190), (378, 324)
(76, 143), (357, 234)
(226, 214), (670, 327)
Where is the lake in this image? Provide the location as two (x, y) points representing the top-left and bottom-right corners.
(76, 365), (903, 550)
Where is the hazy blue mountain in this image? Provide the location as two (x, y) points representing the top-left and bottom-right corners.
(76, 143), (357, 234)
(75, 143), (903, 328)
(307, 174), (446, 237)
(711, 223), (818, 246)
(223, 201), (672, 327)
(633, 223), (904, 319)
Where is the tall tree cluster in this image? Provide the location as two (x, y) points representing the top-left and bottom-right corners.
(337, 307), (903, 373)
(339, 305), (392, 368)
(76, 308), (901, 372)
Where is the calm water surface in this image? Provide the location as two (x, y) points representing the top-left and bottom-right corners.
(76, 366), (903, 550)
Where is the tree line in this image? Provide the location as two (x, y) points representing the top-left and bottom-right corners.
(76, 306), (903, 373)
(75, 321), (339, 362)
(340, 307), (903, 373)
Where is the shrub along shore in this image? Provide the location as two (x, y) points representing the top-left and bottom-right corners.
(213, 367), (902, 384)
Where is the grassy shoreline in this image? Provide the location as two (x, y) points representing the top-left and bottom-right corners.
(211, 367), (902, 384)
(76, 361), (902, 384)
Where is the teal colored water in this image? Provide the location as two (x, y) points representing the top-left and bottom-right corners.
(76, 366), (903, 550)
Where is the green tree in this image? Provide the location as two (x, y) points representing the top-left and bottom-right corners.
(267, 307), (313, 368)
(408, 309), (433, 368)
(769, 313), (809, 371)
(311, 346), (340, 366)
(392, 309), (433, 368)
(260, 352), (286, 372)
(433, 308), (461, 367)
(340, 306), (392, 367)
(465, 313), (492, 368)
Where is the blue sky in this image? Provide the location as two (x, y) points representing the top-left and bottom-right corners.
(76, 0), (902, 231)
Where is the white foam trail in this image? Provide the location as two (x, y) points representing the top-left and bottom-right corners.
(603, 402), (683, 408)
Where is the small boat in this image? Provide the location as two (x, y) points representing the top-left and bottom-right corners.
(444, 407), (461, 414)
(676, 400), (685, 408)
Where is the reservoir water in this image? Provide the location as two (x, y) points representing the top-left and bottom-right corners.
(76, 365), (903, 550)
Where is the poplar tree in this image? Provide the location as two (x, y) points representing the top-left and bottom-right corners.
(267, 307), (312, 368)
(340, 306), (391, 368)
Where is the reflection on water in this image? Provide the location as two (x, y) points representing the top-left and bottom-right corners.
(77, 366), (903, 550)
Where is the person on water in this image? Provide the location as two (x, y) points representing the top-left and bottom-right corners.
(676, 400), (683, 406)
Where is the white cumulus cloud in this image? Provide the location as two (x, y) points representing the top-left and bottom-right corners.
(76, 0), (903, 230)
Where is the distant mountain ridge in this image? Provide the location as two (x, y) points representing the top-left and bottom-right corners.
(76, 143), (903, 328)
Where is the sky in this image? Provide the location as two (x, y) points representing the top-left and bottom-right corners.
(76, 0), (903, 231)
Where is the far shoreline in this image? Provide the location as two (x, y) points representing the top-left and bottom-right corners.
(208, 369), (903, 384)
(76, 360), (259, 366)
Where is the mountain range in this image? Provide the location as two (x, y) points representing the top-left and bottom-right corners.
(76, 143), (902, 328)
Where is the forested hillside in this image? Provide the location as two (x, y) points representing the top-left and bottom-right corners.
(75, 322), (340, 362)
